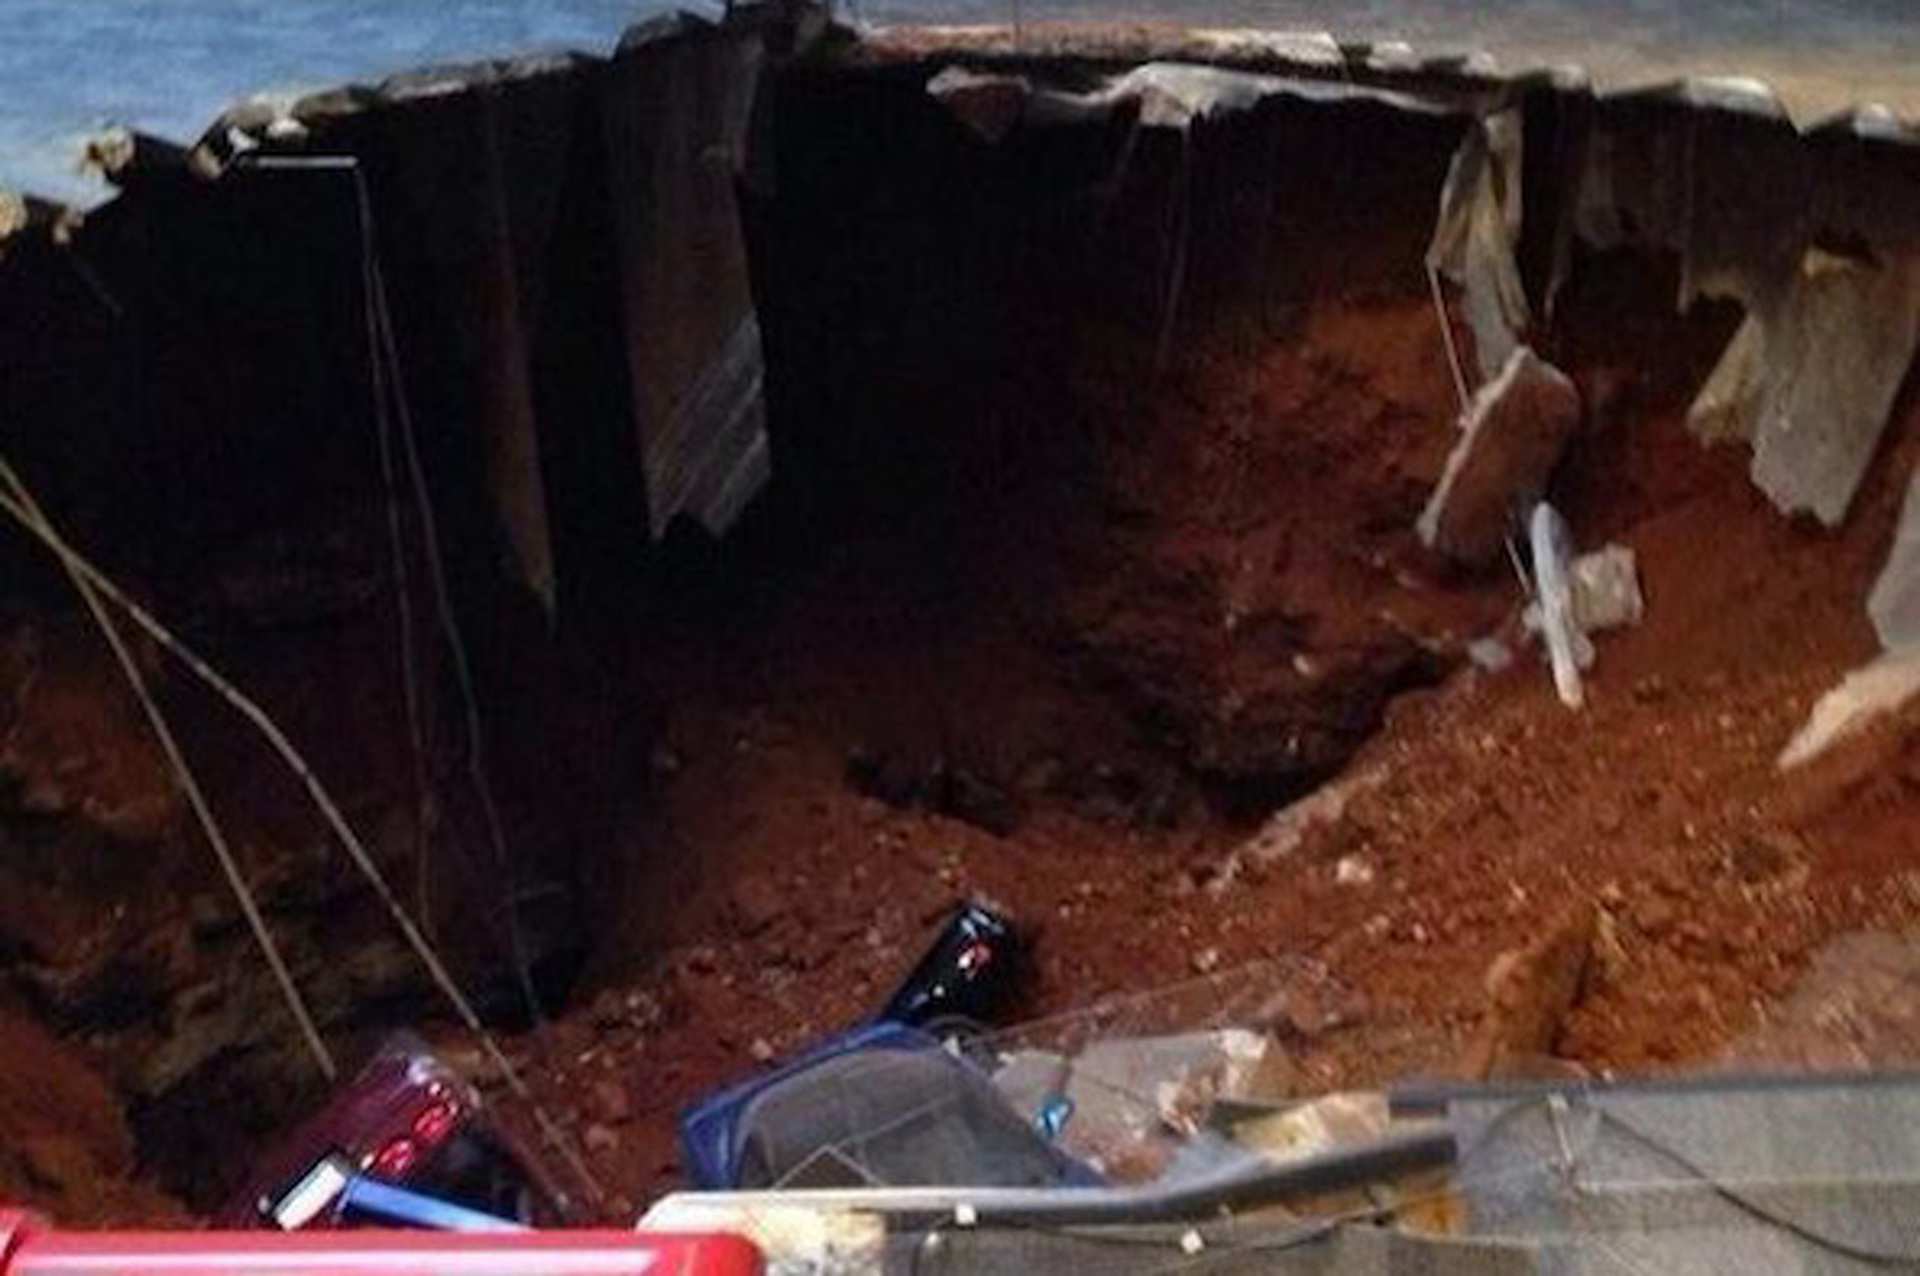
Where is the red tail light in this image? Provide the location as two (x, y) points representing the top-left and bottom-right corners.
(368, 1136), (419, 1181)
(410, 1100), (459, 1147)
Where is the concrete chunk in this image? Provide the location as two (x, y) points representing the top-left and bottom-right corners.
(1778, 648), (1920, 769)
(1691, 248), (1920, 527)
(1418, 346), (1580, 567)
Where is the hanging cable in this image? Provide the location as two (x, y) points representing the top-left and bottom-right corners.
(350, 164), (437, 942)
(0, 458), (336, 1081)
(1427, 262), (1473, 414)
(243, 154), (544, 1024)
(0, 472), (604, 1206)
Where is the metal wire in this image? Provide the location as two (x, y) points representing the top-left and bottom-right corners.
(0, 457), (336, 1082)
(0, 453), (604, 1209)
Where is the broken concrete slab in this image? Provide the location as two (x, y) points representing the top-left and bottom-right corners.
(1418, 347), (1580, 568)
(1778, 647), (1920, 769)
(1870, 464), (1920, 649)
(1690, 248), (1920, 527)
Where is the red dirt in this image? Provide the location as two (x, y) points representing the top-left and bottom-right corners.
(8, 245), (1920, 1228)
(474, 270), (1920, 1220)
(0, 1000), (185, 1225)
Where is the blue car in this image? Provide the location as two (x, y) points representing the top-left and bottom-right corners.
(678, 1022), (1097, 1191)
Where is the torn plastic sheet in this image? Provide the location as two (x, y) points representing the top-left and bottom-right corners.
(1687, 248), (1920, 528)
(1779, 648), (1920, 769)
(1428, 110), (1528, 383)
(1870, 464), (1920, 650)
(603, 23), (772, 541)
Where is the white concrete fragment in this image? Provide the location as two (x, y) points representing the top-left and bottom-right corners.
(1778, 648), (1920, 769)
(1209, 767), (1385, 893)
(1530, 502), (1588, 709)
(1691, 248), (1920, 527)
(1569, 543), (1644, 633)
(1468, 637), (1515, 671)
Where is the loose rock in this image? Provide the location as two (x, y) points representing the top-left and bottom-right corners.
(1463, 902), (1596, 1078)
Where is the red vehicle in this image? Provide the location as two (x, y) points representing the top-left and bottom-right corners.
(0, 1211), (760, 1275)
(217, 1036), (569, 1231)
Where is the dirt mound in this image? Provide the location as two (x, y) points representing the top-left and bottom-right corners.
(492, 248), (1920, 1214)
(0, 1003), (184, 1224)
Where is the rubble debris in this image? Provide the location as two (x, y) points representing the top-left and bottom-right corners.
(1427, 110), (1529, 382)
(1418, 347), (1580, 567)
(1229, 1091), (1390, 1161)
(1463, 902), (1596, 1078)
(1689, 248), (1920, 527)
(1567, 543), (1645, 633)
(1870, 464), (1920, 649)
(1467, 637), (1514, 671)
(1519, 514), (1644, 710)
(590, 1079), (633, 1125)
(993, 1028), (1294, 1181)
(1778, 647), (1920, 769)
(1209, 767), (1386, 892)
(1334, 855), (1375, 886)
(1724, 931), (1920, 1070)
